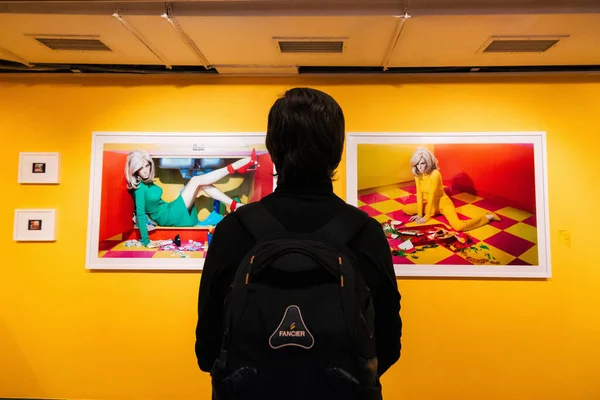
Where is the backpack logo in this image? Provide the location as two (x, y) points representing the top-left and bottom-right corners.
(269, 305), (314, 350)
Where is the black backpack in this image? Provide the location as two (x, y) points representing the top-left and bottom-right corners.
(210, 203), (382, 400)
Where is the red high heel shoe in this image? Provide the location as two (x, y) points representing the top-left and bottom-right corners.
(227, 148), (257, 174)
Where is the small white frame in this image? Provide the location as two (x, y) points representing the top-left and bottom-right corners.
(14, 209), (57, 241)
(18, 152), (60, 184)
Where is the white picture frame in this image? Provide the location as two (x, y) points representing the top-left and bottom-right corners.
(346, 131), (551, 279)
(18, 152), (60, 184)
(14, 209), (57, 241)
(86, 131), (276, 271)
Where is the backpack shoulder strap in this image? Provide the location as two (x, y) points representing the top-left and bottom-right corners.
(314, 204), (369, 247)
(234, 202), (287, 242)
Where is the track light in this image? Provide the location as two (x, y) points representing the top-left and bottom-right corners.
(160, 3), (211, 69)
(112, 10), (172, 69)
(382, 12), (411, 71)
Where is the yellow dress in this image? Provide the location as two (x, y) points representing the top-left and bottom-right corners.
(402, 169), (493, 232)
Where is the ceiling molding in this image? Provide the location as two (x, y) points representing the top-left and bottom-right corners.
(1, 0), (599, 16)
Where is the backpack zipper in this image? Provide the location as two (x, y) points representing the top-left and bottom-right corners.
(339, 256), (344, 287)
(245, 255), (255, 284)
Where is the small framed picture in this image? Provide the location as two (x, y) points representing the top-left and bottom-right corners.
(32, 163), (46, 173)
(28, 219), (42, 230)
(18, 152), (60, 184)
(14, 209), (56, 241)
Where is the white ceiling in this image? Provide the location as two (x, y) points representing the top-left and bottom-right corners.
(0, 0), (599, 75)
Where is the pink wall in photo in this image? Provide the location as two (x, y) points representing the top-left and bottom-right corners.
(434, 143), (536, 213)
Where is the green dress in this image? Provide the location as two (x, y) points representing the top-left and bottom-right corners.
(132, 181), (199, 246)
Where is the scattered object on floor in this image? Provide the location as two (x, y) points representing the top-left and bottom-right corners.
(398, 239), (415, 253)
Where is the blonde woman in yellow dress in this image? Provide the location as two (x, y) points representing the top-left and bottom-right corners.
(402, 147), (500, 232)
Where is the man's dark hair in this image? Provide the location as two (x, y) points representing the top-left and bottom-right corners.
(266, 87), (345, 184)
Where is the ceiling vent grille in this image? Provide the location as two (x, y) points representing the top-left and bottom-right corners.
(34, 37), (111, 51)
(481, 36), (566, 53)
(278, 40), (343, 53)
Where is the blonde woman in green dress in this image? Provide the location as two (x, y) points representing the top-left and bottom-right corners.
(125, 149), (256, 247)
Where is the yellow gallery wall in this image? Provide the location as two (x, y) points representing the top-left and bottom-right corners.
(357, 143), (435, 190)
(1, 74), (599, 400)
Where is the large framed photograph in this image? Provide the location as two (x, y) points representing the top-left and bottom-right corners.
(14, 209), (56, 241)
(18, 152), (60, 184)
(86, 132), (275, 270)
(346, 132), (551, 278)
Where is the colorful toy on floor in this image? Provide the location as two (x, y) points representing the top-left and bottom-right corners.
(383, 220), (403, 239)
(381, 221), (475, 255)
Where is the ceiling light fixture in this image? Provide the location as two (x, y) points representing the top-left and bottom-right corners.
(112, 10), (172, 69)
(382, 12), (411, 71)
(160, 3), (211, 69)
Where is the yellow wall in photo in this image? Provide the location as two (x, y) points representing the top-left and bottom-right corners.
(357, 143), (434, 190)
(1, 74), (599, 400)
(155, 171), (250, 219)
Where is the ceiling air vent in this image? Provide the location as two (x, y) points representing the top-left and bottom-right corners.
(34, 37), (111, 51)
(480, 36), (567, 53)
(277, 39), (344, 53)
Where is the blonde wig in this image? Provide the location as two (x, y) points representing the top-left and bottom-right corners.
(125, 149), (155, 189)
(410, 147), (439, 177)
